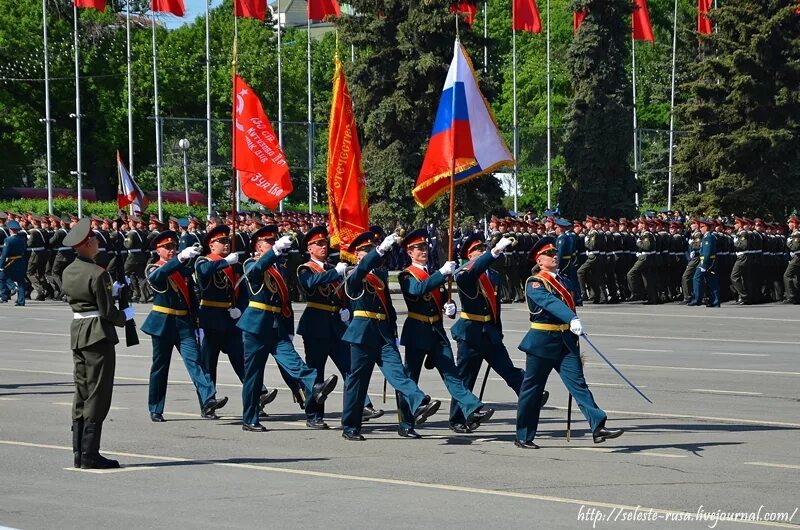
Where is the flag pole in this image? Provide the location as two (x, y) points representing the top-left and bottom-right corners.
(447, 32), (460, 302)
(631, 34), (640, 209)
(126, 0), (134, 178)
(151, 8), (164, 221)
(72, 3), (84, 218)
(666, 0), (678, 210)
(483, 0), (488, 73)
(41, 0), (54, 215)
(234, 16), (241, 213)
(512, 2), (519, 214)
(276, 0), (284, 213)
(307, 15), (313, 214)
(206, 0), (213, 216)
(546, 0), (552, 209)
(231, 12), (238, 253)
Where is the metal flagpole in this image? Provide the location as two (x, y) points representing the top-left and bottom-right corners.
(631, 34), (640, 208)
(307, 16), (313, 214)
(151, 9), (163, 221)
(483, 0), (487, 72)
(546, 0), (552, 209)
(126, 0), (134, 177)
(72, 3), (84, 217)
(41, 0), (54, 215)
(666, 0), (678, 210)
(206, 0), (213, 215)
(234, 16), (241, 213)
(276, 0), (284, 212)
(512, 5), (518, 214)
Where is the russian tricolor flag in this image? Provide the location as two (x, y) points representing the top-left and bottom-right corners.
(413, 41), (513, 208)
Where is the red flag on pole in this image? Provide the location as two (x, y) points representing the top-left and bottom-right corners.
(308, 0), (341, 20)
(233, 75), (292, 210)
(697, 0), (713, 34)
(633, 0), (655, 41)
(513, 0), (542, 33)
(74, 0), (106, 12)
(117, 151), (147, 215)
(152, 0), (185, 17)
(235, 0), (266, 21)
(574, 10), (587, 32)
(449, 2), (477, 26)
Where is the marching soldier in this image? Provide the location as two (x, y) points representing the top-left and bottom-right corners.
(91, 216), (112, 270)
(554, 218), (581, 304)
(51, 216), (77, 301)
(141, 231), (228, 422)
(627, 218), (658, 304)
(668, 222), (687, 301)
(62, 217), (135, 469)
(0, 220), (27, 305)
(730, 217), (752, 305)
(577, 217), (604, 303)
(603, 219), (621, 303)
(340, 231), (441, 441)
(784, 215), (800, 304)
(395, 229), (494, 437)
(179, 215), (205, 250)
(124, 216), (149, 303)
(26, 215), (51, 301)
(688, 220), (720, 307)
(682, 219), (702, 303)
(515, 237), (623, 448)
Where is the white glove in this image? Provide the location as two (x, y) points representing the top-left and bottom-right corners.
(569, 317), (584, 336)
(196, 328), (205, 345)
(178, 246), (201, 262)
(444, 302), (456, 318)
(491, 237), (513, 257)
(335, 262), (348, 276)
(123, 307), (135, 321)
(112, 281), (125, 297)
(125, 275), (132, 285)
(229, 307), (242, 319)
(377, 234), (399, 255)
(339, 308), (350, 322)
(394, 338), (401, 350)
(700, 267), (706, 273)
(272, 235), (293, 255)
(224, 252), (239, 265)
(438, 261), (457, 276)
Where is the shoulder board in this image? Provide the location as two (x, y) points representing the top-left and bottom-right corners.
(194, 255), (210, 267)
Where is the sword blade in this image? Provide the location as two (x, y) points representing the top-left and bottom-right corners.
(580, 334), (654, 404)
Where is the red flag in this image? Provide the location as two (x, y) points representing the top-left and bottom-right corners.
(449, 2), (477, 26)
(308, 0), (341, 20)
(574, 10), (587, 32)
(235, 0), (266, 21)
(513, 0), (542, 33)
(632, 0), (654, 41)
(327, 56), (369, 262)
(233, 75), (292, 209)
(152, 0), (185, 17)
(74, 0), (106, 12)
(697, 0), (713, 34)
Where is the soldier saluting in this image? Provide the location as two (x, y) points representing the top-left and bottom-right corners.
(62, 217), (135, 469)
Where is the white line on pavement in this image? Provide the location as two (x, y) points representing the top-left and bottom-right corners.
(568, 447), (687, 458)
(744, 462), (800, 471)
(65, 466), (159, 474)
(711, 352), (770, 357)
(23, 349), (67, 353)
(690, 389), (763, 396)
(617, 348), (672, 352)
(548, 406), (800, 428)
(582, 362), (800, 377)
(51, 401), (128, 410)
(507, 307), (800, 323)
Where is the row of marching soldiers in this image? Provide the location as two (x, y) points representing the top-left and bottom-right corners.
(61, 214), (627, 468)
(483, 214), (800, 307)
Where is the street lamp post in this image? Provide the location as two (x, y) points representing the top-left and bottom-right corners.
(179, 138), (190, 207)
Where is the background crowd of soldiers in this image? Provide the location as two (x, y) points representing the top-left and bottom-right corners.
(1, 208), (798, 307)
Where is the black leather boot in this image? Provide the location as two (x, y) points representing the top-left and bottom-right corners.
(72, 419), (83, 468)
(81, 422), (120, 469)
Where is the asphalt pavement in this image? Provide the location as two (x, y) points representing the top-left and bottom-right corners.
(0, 296), (798, 529)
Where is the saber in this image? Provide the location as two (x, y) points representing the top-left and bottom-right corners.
(566, 394), (573, 442)
(382, 378), (387, 404)
(478, 364), (491, 400)
(580, 334), (653, 404)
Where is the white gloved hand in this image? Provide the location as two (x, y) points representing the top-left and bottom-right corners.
(125, 275), (132, 285)
(229, 307), (242, 319)
(123, 307), (135, 321)
(700, 267), (706, 273)
(444, 302), (457, 318)
(394, 338), (401, 350)
(335, 262), (348, 276)
(224, 252), (239, 265)
(112, 281), (125, 297)
(339, 308), (350, 322)
(438, 261), (457, 276)
(569, 317), (584, 336)
(377, 234), (399, 255)
(272, 235), (293, 256)
(178, 246), (201, 262)
(491, 237), (513, 257)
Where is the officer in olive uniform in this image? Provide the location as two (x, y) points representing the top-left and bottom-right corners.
(689, 220), (720, 307)
(340, 231), (441, 441)
(0, 220), (27, 305)
(578, 217), (604, 303)
(730, 217), (752, 304)
(784, 215), (800, 304)
(668, 222), (687, 301)
(26, 216), (51, 300)
(91, 216), (112, 270)
(395, 229), (494, 438)
(515, 237), (623, 449)
(62, 217), (136, 469)
(682, 219), (702, 303)
(51, 216), (76, 300)
(627, 219), (658, 304)
(141, 231), (228, 422)
(124, 217), (150, 303)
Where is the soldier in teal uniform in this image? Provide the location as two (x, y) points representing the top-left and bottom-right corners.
(296, 226), (383, 429)
(689, 220), (720, 307)
(516, 237), (624, 449)
(395, 229), (493, 438)
(237, 225), (338, 432)
(0, 220), (27, 306)
(62, 217), (136, 469)
(141, 231), (228, 422)
(340, 231), (441, 441)
(554, 218), (580, 304)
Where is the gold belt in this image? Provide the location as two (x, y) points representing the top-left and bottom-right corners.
(152, 305), (189, 316)
(406, 312), (441, 324)
(353, 310), (387, 320)
(248, 301), (282, 313)
(306, 301), (338, 313)
(200, 300), (232, 309)
(530, 323), (569, 331)
(459, 312), (492, 322)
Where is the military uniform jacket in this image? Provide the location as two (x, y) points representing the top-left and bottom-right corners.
(236, 250), (294, 339)
(141, 257), (197, 337)
(63, 256), (126, 349)
(51, 228), (74, 260)
(556, 232), (575, 275)
(636, 231), (656, 258)
(518, 271), (578, 361)
(179, 231), (204, 251)
(451, 250), (503, 347)
(0, 234), (26, 276)
(341, 248), (397, 349)
(296, 259), (347, 341)
(195, 254), (247, 332)
(124, 230), (148, 263)
(689, 230), (702, 258)
(788, 230), (800, 256)
(27, 228), (48, 254)
(398, 264), (448, 351)
(700, 232), (717, 271)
